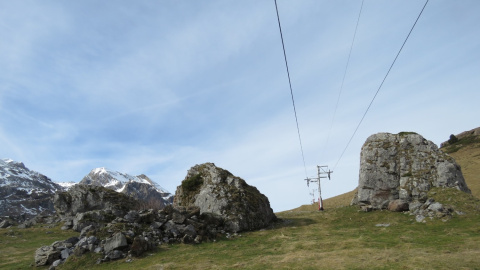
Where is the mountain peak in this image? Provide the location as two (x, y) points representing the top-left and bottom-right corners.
(0, 158), (61, 218)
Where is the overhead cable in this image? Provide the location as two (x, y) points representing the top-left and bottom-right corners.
(274, 0), (308, 178)
(333, 0), (429, 170)
(322, 0), (365, 158)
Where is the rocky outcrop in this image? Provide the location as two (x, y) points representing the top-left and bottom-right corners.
(173, 163), (276, 232)
(53, 185), (138, 219)
(352, 132), (471, 210)
(34, 205), (229, 267)
(79, 168), (173, 209)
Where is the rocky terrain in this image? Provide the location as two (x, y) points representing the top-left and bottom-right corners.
(32, 163), (277, 268)
(0, 159), (62, 220)
(351, 132), (471, 222)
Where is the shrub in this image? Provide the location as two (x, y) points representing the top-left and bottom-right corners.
(182, 173), (203, 192)
(448, 134), (459, 144)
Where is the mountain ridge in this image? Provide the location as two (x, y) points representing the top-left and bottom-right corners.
(0, 158), (62, 219)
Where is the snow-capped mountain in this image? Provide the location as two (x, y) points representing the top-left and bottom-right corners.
(0, 158), (61, 219)
(79, 167), (173, 207)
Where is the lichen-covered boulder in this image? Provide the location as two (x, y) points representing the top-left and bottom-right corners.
(173, 163), (276, 232)
(352, 132), (470, 210)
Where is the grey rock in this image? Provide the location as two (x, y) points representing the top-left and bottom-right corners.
(408, 201), (423, 212)
(124, 210), (139, 223)
(35, 246), (61, 266)
(87, 236), (98, 245)
(64, 236), (79, 246)
(79, 224), (96, 238)
(0, 220), (11, 228)
(52, 259), (63, 267)
(53, 185), (138, 219)
(173, 163), (276, 232)
(416, 215), (426, 223)
(428, 202), (444, 212)
(172, 211), (186, 224)
(60, 248), (70, 260)
(104, 232), (128, 253)
(105, 250), (124, 261)
(352, 132), (471, 210)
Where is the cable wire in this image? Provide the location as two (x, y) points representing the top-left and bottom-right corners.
(322, 0), (364, 158)
(274, 0), (308, 178)
(333, 0), (429, 170)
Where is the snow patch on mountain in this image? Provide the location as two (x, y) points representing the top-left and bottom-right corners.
(79, 167), (173, 202)
(56, 181), (77, 190)
(1, 158), (61, 219)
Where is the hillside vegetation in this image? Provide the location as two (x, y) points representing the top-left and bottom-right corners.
(1, 131), (479, 269)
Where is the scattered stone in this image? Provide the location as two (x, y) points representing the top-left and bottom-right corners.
(52, 259), (62, 267)
(104, 250), (125, 261)
(375, 223), (390, 227)
(104, 233), (128, 253)
(427, 202), (444, 212)
(0, 220), (11, 228)
(415, 215), (426, 223)
(60, 249), (70, 260)
(35, 246), (61, 266)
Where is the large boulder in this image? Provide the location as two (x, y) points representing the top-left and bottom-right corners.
(173, 163), (276, 232)
(352, 132), (470, 210)
(53, 185), (139, 219)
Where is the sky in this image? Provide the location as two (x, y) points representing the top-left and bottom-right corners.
(1, 0), (479, 212)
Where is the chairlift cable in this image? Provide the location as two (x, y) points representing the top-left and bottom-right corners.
(274, 0), (309, 178)
(322, 0), (364, 158)
(333, 0), (429, 170)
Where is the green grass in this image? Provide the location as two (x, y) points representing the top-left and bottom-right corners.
(0, 224), (78, 270)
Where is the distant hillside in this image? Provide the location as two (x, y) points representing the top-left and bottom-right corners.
(440, 127), (480, 199)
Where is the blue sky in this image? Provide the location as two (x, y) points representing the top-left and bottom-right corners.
(1, 1), (479, 212)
